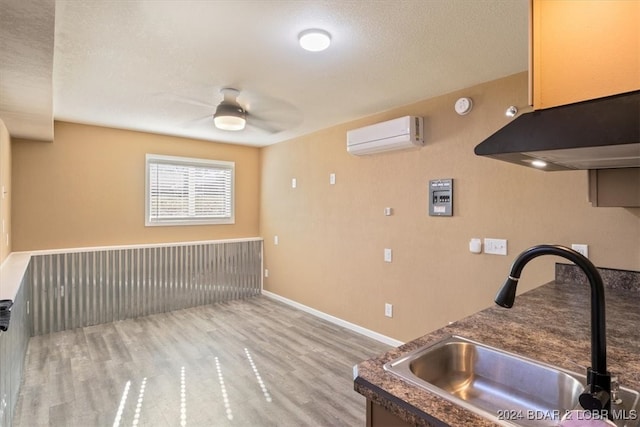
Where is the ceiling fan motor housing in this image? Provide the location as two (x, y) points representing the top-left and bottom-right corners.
(213, 102), (246, 131)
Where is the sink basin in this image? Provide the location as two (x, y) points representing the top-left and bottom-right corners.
(384, 336), (639, 427)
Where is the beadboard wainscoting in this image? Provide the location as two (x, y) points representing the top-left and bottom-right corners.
(27, 239), (263, 336)
(0, 238), (261, 426)
(0, 269), (31, 427)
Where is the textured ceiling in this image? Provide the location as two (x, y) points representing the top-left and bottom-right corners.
(0, 0), (54, 141)
(1, 0), (529, 146)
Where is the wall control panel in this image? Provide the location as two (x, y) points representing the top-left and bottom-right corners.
(429, 179), (453, 216)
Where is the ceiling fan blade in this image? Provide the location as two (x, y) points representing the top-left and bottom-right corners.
(244, 112), (289, 133)
(238, 91), (303, 133)
(181, 114), (212, 127)
(247, 107), (303, 133)
(246, 116), (284, 134)
(153, 92), (215, 109)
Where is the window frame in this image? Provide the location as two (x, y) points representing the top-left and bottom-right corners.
(145, 154), (235, 227)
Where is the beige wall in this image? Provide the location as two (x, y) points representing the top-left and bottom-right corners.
(0, 119), (11, 263)
(8, 73), (640, 343)
(260, 72), (640, 342)
(12, 122), (260, 251)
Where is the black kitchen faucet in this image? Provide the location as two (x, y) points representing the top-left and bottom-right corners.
(494, 244), (612, 417)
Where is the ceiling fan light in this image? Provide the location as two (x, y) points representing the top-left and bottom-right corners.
(213, 103), (246, 131)
(298, 29), (331, 52)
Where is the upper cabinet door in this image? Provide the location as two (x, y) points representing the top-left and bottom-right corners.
(531, 0), (640, 110)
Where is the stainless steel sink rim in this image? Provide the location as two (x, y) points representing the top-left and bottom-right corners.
(383, 335), (639, 427)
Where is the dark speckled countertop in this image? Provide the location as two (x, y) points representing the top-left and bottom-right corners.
(354, 264), (640, 426)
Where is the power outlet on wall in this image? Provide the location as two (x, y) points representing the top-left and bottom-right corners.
(571, 244), (589, 258)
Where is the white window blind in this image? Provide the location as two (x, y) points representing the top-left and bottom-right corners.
(145, 154), (234, 226)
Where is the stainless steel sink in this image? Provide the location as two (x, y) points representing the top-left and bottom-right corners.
(384, 336), (639, 427)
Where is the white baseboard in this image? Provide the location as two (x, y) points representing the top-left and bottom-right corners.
(261, 290), (404, 348)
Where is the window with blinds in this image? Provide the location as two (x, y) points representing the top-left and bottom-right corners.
(145, 154), (235, 226)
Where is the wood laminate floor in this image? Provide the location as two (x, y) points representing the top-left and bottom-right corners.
(13, 296), (391, 427)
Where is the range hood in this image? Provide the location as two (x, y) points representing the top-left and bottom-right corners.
(474, 91), (640, 171)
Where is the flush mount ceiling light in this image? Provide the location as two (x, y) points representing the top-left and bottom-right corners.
(213, 88), (246, 131)
(298, 29), (331, 52)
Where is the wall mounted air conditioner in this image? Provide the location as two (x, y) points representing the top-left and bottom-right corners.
(347, 116), (424, 155)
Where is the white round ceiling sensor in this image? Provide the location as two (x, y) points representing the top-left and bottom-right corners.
(455, 97), (473, 115)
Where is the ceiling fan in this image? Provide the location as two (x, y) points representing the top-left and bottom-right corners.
(174, 87), (302, 134)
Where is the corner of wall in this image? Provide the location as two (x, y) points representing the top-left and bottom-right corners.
(0, 118), (11, 264)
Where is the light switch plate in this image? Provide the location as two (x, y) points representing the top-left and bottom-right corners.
(384, 303), (393, 318)
(384, 248), (392, 262)
(484, 238), (507, 255)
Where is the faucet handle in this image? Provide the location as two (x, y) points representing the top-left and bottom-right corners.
(579, 388), (610, 411)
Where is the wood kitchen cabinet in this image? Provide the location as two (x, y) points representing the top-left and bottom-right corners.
(366, 400), (413, 427)
(531, 0), (640, 109)
(588, 168), (640, 207)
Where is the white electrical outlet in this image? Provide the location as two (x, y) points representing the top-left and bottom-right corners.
(264, 269), (269, 278)
(384, 207), (392, 216)
(385, 303), (393, 318)
(291, 178), (297, 188)
(571, 244), (589, 258)
(274, 235), (279, 245)
(329, 173), (336, 185)
(384, 248), (392, 262)
(484, 238), (507, 255)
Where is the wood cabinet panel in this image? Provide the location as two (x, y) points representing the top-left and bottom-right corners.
(588, 168), (640, 207)
(532, 0), (640, 109)
(366, 400), (414, 427)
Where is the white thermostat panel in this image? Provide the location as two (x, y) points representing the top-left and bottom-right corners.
(455, 97), (473, 115)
